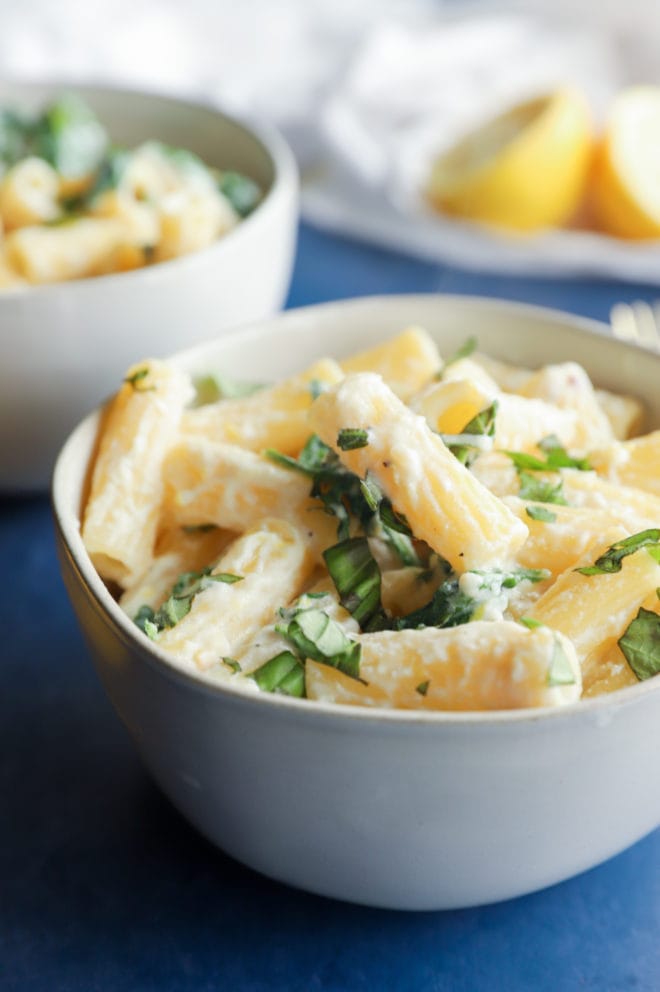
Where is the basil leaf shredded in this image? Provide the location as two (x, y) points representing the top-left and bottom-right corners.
(134, 604), (157, 638)
(251, 651), (305, 696)
(359, 473), (381, 512)
(276, 607), (362, 679)
(124, 367), (155, 392)
(0, 108), (30, 167)
(192, 372), (264, 406)
(416, 680), (430, 696)
(526, 505), (557, 523)
(221, 657), (242, 673)
(31, 94), (108, 177)
(323, 537), (387, 631)
(80, 147), (130, 205)
(309, 379), (324, 400)
(446, 401), (498, 467)
(576, 529), (660, 576)
(538, 435), (591, 471)
(134, 567), (243, 637)
(394, 579), (474, 631)
(518, 471), (567, 505)
(218, 171), (261, 217)
(506, 440), (590, 474)
(519, 617), (543, 630)
(618, 608), (660, 681)
(440, 336), (478, 373)
(337, 427), (370, 450)
(470, 567), (549, 591)
(547, 637), (576, 687)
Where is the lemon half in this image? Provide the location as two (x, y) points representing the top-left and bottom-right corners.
(426, 89), (592, 233)
(590, 86), (660, 240)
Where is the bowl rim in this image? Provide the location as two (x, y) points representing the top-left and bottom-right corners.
(0, 78), (298, 301)
(52, 292), (660, 729)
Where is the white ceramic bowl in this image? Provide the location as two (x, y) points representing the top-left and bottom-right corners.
(0, 81), (298, 491)
(52, 295), (660, 911)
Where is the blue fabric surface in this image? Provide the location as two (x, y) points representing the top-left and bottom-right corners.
(2, 223), (659, 991)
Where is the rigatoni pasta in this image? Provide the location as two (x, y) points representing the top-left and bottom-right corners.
(81, 359), (193, 587)
(80, 325), (660, 713)
(0, 94), (262, 288)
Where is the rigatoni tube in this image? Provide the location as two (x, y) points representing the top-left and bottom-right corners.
(308, 372), (528, 572)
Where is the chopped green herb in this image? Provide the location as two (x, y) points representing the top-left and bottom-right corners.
(359, 472), (382, 512)
(471, 567), (550, 591)
(416, 680), (430, 696)
(525, 505), (558, 523)
(221, 657), (242, 673)
(0, 108), (30, 167)
(210, 573), (244, 585)
(266, 434), (333, 477)
(618, 608), (660, 681)
(547, 637), (576, 687)
(124, 367), (155, 392)
(135, 566), (243, 637)
(309, 379), (324, 400)
(378, 501), (412, 537)
(460, 401), (498, 438)
(134, 604), (156, 634)
(441, 336), (478, 371)
(337, 428), (370, 450)
(192, 372), (264, 406)
(445, 401), (498, 466)
(507, 451), (555, 472)
(218, 171), (261, 217)
(143, 620), (158, 641)
(323, 537), (387, 631)
(276, 608), (361, 679)
(394, 579), (474, 631)
(538, 435), (591, 471)
(518, 471), (567, 505)
(81, 147), (130, 203)
(268, 434), (414, 553)
(251, 651), (305, 696)
(382, 528), (423, 568)
(576, 529), (660, 576)
(519, 617), (544, 630)
(31, 94), (108, 177)
(506, 439), (591, 474)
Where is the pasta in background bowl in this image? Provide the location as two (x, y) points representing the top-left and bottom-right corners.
(53, 295), (660, 911)
(0, 93), (263, 287)
(0, 81), (297, 491)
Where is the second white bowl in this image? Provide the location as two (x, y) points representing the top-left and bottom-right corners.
(0, 82), (298, 491)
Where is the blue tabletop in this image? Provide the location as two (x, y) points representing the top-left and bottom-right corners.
(2, 224), (659, 992)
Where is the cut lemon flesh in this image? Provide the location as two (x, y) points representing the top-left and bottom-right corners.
(426, 89), (592, 233)
(590, 86), (660, 240)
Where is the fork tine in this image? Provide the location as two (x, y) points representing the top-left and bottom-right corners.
(631, 300), (660, 346)
(610, 302), (639, 342)
(652, 302), (660, 346)
(610, 300), (660, 350)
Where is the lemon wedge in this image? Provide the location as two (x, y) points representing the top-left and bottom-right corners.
(590, 86), (660, 240)
(426, 89), (592, 233)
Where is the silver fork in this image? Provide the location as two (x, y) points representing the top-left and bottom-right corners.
(610, 300), (660, 349)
